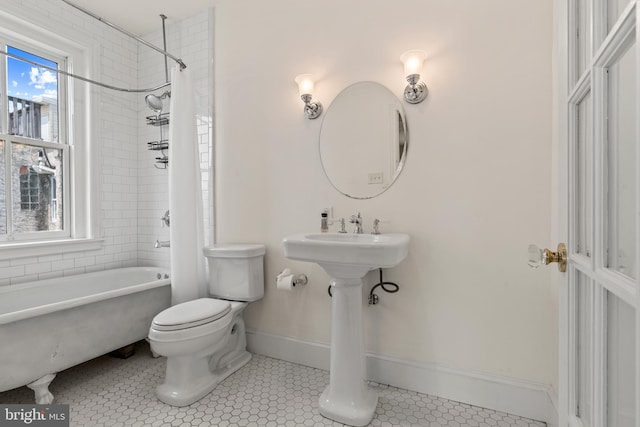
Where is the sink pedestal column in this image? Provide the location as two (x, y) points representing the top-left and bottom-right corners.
(318, 277), (377, 426)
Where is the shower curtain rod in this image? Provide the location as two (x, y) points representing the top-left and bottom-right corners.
(60, 0), (186, 71)
(0, 49), (171, 93)
(0, 1), (188, 93)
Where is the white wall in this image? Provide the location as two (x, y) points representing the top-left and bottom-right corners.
(214, 0), (555, 388)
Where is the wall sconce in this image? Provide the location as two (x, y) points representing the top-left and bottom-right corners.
(294, 74), (323, 119)
(400, 50), (428, 104)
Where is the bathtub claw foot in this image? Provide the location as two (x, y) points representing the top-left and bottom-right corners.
(27, 373), (56, 404)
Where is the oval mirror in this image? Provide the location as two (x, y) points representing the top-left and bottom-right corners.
(319, 81), (408, 199)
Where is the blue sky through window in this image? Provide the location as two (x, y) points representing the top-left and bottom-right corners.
(6, 45), (58, 102)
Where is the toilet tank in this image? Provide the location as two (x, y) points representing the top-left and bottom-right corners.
(203, 244), (265, 301)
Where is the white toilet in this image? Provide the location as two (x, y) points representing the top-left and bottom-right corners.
(148, 243), (265, 407)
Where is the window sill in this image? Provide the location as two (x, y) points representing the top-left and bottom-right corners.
(0, 238), (105, 261)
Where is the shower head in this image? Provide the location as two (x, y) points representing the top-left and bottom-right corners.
(145, 91), (171, 113)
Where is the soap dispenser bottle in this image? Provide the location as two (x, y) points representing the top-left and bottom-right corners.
(321, 209), (329, 232)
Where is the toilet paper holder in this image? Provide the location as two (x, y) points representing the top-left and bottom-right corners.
(276, 269), (308, 287)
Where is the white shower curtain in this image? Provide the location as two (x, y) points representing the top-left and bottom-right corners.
(168, 65), (207, 305)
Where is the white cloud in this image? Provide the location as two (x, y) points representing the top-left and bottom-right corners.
(11, 80), (17, 87)
(29, 67), (57, 89)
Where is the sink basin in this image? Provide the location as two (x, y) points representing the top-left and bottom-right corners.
(283, 232), (409, 278)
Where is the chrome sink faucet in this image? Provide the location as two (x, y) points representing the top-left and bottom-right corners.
(350, 212), (363, 234)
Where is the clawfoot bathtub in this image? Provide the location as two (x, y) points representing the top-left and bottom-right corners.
(0, 267), (171, 403)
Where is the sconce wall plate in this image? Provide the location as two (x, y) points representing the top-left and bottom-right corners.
(301, 94), (323, 119)
(404, 77), (428, 104)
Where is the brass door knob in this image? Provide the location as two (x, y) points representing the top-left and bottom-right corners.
(528, 243), (567, 272)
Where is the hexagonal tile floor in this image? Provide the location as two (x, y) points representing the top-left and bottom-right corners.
(0, 342), (546, 427)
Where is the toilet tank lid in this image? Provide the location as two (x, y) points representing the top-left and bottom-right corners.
(203, 244), (265, 258)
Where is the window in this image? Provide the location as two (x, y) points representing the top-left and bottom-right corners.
(0, 12), (101, 260)
(0, 38), (68, 241)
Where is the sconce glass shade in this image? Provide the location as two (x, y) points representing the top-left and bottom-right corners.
(400, 50), (427, 78)
(295, 74), (315, 96)
(400, 50), (428, 104)
(294, 74), (323, 119)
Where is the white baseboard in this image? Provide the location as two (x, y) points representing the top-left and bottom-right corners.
(246, 329), (558, 425)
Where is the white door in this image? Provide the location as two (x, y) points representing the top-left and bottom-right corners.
(555, 0), (639, 426)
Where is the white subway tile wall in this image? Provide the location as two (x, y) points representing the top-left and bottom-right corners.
(0, 0), (212, 284)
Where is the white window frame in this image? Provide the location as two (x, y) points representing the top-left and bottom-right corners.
(0, 11), (102, 260)
(1, 38), (70, 241)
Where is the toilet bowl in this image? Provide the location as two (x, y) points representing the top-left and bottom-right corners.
(149, 298), (250, 406)
(149, 298), (232, 357)
(148, 243), (265, 407)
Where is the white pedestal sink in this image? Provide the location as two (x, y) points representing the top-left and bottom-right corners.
(283, 232), (410, 426)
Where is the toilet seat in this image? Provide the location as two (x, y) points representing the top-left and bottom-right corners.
(152, 298), (231, 331)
